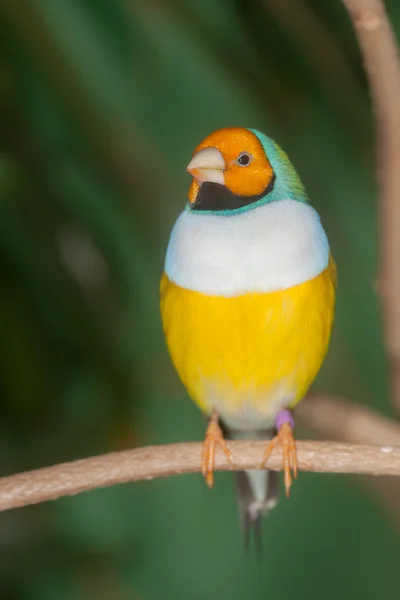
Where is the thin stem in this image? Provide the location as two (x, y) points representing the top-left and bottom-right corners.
(343, 0), (400, 411)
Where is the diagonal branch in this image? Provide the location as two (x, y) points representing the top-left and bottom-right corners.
(299, 395), (400, 445)
(343, 0), (400, 412)
(299, 396), (400, 527)
(0, 440), (400, 513)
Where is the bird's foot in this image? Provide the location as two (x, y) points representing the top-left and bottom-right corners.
(202, 411), (235, 488)
(260, 409), (298, 498)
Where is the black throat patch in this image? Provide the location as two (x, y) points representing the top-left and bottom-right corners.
(190, 173), (276, 212)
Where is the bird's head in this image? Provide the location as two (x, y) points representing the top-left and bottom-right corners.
(186, 127), (308, 214)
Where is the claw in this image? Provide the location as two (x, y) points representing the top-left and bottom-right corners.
(260, 415), (298, 498)
(202, 412), (235, 488)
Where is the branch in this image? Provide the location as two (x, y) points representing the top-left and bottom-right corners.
(298, 396), (400, 527)
(299, 395), (400, 445)
(1, 440), (400, 512)
(343, 0), (400, 411)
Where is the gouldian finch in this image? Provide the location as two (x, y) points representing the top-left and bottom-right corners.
(160, 127), (336, 536)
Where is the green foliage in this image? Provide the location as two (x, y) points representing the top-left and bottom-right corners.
(1, 0), (399, 598)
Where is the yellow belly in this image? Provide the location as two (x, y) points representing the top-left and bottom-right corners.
(160, 257), (336, 428)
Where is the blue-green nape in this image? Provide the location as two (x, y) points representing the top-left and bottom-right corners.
(249, 128), (309, 205)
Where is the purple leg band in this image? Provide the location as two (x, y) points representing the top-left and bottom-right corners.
(275, 409), (295, 431)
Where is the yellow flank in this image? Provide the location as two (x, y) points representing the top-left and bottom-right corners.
(160, 256), (336, 424)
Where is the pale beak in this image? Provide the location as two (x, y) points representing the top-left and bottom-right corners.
(186, 147), (225, 185)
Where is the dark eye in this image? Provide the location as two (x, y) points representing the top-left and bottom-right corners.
(237, 152), (252, 167)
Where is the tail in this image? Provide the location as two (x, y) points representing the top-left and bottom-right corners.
(224, 426), (279, 551)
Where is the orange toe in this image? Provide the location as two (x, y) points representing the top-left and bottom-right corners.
(201, 412), (235, 488)
(260, 422), (298, 498)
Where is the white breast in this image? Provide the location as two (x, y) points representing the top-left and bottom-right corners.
(164, 199), (330, 296)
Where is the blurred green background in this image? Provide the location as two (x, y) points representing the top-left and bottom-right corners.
(1, 0), (400, 598)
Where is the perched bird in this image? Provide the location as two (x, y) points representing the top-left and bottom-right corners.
(160, 127), (336, 539)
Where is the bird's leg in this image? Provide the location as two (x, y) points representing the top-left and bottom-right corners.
(202, 411), (235, 488)
(260, 409), (298, 498)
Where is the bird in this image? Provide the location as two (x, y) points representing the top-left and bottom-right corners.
(160, 127), (336, 541)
